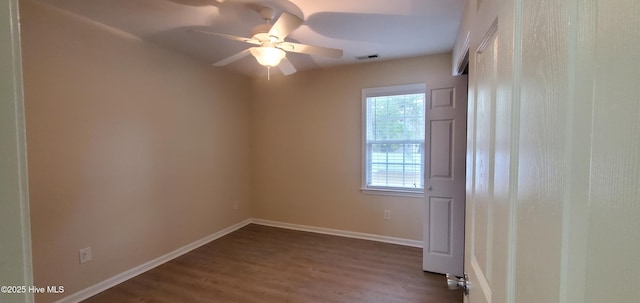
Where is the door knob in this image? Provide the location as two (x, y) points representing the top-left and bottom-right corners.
(427, 186), (433, 191)
(446, 273), (470, 296)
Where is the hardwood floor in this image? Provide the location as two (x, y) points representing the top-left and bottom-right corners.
(83, 224), (463, 302)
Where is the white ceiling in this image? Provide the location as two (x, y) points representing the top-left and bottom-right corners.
(36, 0), (466, 76)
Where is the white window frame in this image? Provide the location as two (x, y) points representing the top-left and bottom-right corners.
(361, 83), (426, 198)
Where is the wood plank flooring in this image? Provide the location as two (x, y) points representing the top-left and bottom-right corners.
(83, 224), (463, 302)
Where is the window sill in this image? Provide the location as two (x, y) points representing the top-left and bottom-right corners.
(360, 188), (424, 198)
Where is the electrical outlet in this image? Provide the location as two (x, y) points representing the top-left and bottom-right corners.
(384, 210), (391, 220)
(79, 247), (92, 264)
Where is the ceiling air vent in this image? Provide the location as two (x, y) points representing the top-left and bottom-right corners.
(356, 54), (380, 60)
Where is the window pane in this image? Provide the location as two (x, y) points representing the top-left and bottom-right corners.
(364, 86), (425, 192)
(367, 93), (425, 142)
(368, 143), (424, 188)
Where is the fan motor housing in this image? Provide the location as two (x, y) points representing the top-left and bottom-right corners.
(251, 24), (271, 38)
(258, 7), (275, 21)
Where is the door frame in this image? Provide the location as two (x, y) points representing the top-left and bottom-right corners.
(0, 1), (35, 302)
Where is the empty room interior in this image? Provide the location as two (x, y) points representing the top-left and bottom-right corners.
(2, 0), (639, 302)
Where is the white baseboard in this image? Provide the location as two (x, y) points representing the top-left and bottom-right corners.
(55, 218), (252, 303)
(251, 218), (423, 248)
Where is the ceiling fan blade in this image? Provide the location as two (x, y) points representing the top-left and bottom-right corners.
(278, 42), (343, 59)
(192, 29), (260, 45)
(268, 12), (303, 39)
(213, 48), (251, 66)
(278, 57), (297, 76)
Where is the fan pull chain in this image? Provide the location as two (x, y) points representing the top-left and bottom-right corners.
(267, 66), (271, 80)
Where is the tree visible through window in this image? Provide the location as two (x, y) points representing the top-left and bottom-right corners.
(362, 84), (425, 194)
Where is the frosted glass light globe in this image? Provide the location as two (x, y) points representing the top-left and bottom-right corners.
(250, 47), (286, 67)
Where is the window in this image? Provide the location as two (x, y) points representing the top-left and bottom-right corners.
(362, 84), (426, 197)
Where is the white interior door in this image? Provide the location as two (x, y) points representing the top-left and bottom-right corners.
(463, 0), (516, 302)
(422, 75), (467, 277)
(459, 0), (639, 302)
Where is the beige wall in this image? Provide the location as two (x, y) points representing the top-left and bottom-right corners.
(250, 54), (453, 241)
(20, 0), (456, 300)
(20, 1), (251, 302)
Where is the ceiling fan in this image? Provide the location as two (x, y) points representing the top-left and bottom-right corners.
(194, 7), (343, 78)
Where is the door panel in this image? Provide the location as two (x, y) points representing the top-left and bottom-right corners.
(581, 2), (640, 302)
(427, 197), (452, 255)
(466, 19), (498, 303)
(429, 120), (454, 179)
(423, 76), (467, 277)
(431, 88), (455, 109)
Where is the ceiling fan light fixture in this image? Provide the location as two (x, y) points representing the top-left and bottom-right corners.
(250, 47), (286, 67)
